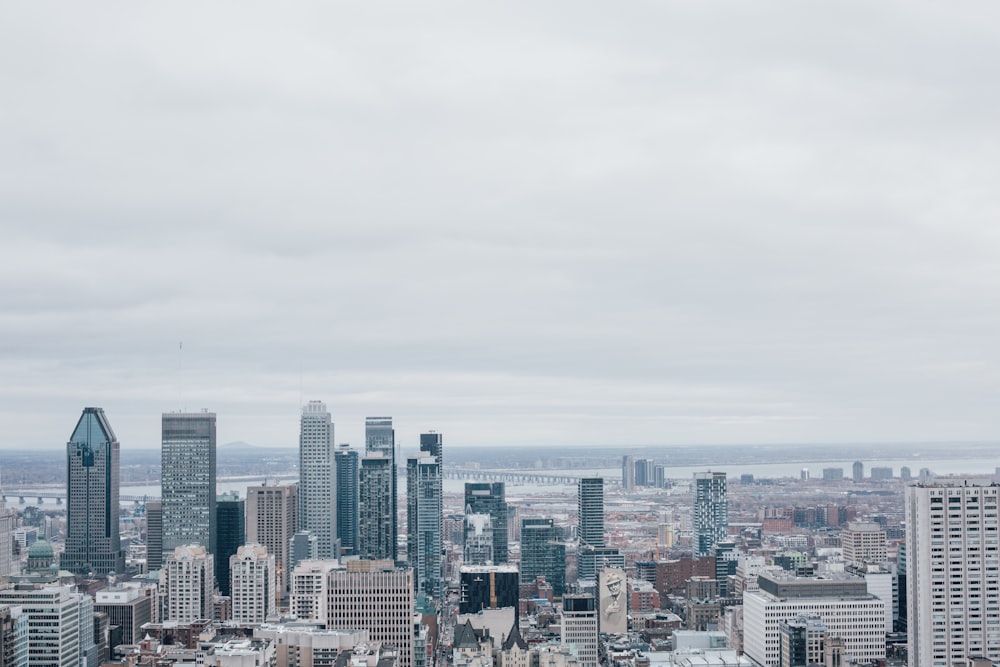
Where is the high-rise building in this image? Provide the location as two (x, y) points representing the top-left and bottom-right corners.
(299, 401), (336, 559)
(326, 561), (414, 667)
(906, 480), (1000, 667)
(561, 594), (598, 667)
(521, 518), (565, 597)
(464, 483), (508, 564)
(246, 484), (298, 598)
(64, 407), (125, 577)
(145, 501), (163, 571)
(161, 411), (217, 558)
(621, 456), (635, 491)
(230, 544), (276, 623)
(159, 545), (215, 622)
(852, 460), (864, 483)
(0, 605), (27, 667)
(0, 476), (16, 585)
(693, 472), (727, 556)
(365, 417), (396, 558)
(335, 444), (359, 556)
(215, 494), (245, 597)
(578, 478), (604, 548)
(634, 459), (655, 487)
(0, 585), (83, 667)
(407, 456), (443, 599)
(358, 456), (395, 560)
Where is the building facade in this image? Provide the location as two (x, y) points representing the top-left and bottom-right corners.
(521, 518), (565, 597)
(364, 417), (396, 559)
(464, 483), (508, 564)
(64, 407), (125, 578)
(230, 544), (276, 624)
(407, 456), (443, 599)
(161, 411), (217, 558)
(561, 595), (598, 667)
(906, 480), (1000, 667)
(215, 494), (245, 597)
(160, 545), (215, 623)
(326, 561), (414, 667)
(693, 472), (728, 556)
(299, 401), (336, 559)
(577, 479), (604, 548)
(358, 456), (395, 560)
(246, 484), (298, 598)
(335, 444), (359, 556)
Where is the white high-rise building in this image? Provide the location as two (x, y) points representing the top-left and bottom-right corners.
(299, 401), (336, 559)
(0, 585), (83, 667)
(743, 573), (885, 667)
(160, 545), (215, 622)
(231, 544), (276, 623)
(290, 559), (339, 622)
(326, 560), (414, 667)
(560, 595), (598, 667)
(906, 479), (1000, 667)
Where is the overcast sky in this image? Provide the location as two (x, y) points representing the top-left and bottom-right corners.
(3, 2), (1000, 451)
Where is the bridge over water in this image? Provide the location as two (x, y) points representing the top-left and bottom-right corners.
(442, 469), (580, 485)
(3, 490), (157, 505)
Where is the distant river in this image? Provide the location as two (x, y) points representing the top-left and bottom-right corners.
(11, 456), (998, 503)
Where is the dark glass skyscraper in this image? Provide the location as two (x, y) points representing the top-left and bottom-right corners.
(521, 517), (565, 596)
(161, 411), (217, 558)
(365, 417), (396, 557)
(215, 493), (245, 596)
(335, 444), (359, 556)
(359, 455), (395, 560)
(65, 407), (125, 577)
(464, 482), (508, 564)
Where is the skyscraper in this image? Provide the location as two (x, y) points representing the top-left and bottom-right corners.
(365, 417), (397, 556)
(906, 479), (1000, 667)
(215, 493), (245, 597)
(64, 407), (125, 577)
(161, 411), (217, 558)
(693, 471), (727, 556)
(335, 444), (359, 556)
(247, 483), (298, 598)
(561, 595), (598, 667)
(358, 456), (395, 560)
(852, 460), (864, 483)
(577, 478), (604, 548)
(407, 455), (443, 599)
(299, 401), (336, 559)
(464, 482), (508, 564)
(521, 517), (566, 597)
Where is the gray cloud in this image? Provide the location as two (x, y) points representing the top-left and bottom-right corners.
(3, 2), (1000, 450)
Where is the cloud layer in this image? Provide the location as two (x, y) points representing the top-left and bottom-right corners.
(3, 2), (1000, 449)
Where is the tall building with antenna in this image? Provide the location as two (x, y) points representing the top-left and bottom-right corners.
(64, 407), (125, 577)
(299, 401), (336, 559)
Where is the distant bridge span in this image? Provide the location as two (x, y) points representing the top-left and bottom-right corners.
(442, 470), (580, 484)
